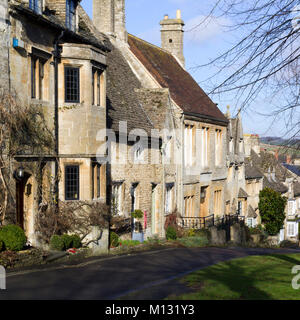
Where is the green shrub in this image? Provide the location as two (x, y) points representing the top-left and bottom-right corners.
(259, 187), (287, 235)
(110, 232), (120, 247)
(166, 226), (177, 240)
(50, 235), (65, 251)
(131, 210), (144, 219)
(70, 235), (82, 249)
(0, 225), (27, 251)
(61, 234), (73, 249)
(0, 240), (4, 252)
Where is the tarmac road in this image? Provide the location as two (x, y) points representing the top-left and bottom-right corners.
(0, 246), (299, 300)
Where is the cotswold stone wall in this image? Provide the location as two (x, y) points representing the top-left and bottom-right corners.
(0, 0), (9, 90)
(109, 141), (165, 238)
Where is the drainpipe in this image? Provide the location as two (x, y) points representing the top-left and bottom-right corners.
(52, 31), (64, 210)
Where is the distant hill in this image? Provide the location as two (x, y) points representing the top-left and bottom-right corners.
(260, 136), (300, 148)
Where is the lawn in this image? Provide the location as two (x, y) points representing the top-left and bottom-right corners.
(170, 254), (300, 300)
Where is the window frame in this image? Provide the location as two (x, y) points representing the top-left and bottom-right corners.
(201, 126), (209, 168)
(165, 184), (174, 214)
(92, 67), (104, 106)
(29, 0), (42, 14)
(31, 54), (47, 100)
(215, 129), (223, 166)
(112, 183), (123, 216)
(287, 222), (297, 237)
(65, 165), (80, 201)
(64, 66), (80, 103)
(66, 0), (77, 31)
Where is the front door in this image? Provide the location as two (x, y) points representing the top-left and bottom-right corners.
(200, 186), (209, 218)
(16, 180), (25, 229)
(151, 184), (158, 234)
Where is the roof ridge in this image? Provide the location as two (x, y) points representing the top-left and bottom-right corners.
(128, 33), (172, 56)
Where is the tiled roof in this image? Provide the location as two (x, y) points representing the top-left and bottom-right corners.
(106, 44), (154, 135)
(283, 164), (300, 177)
(128, 34), (228, 124)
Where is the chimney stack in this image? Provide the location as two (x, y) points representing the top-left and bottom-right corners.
(160, 10), (185, 68)
(93, 0), (127, 42)
(93, 0), (115, 35)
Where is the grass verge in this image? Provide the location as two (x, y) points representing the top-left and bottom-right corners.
(168, 254), (300, 300)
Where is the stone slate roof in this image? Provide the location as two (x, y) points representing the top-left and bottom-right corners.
(238, 188), (248, 198)
(106, 44), (154, 135)
(244, 160), (263, 180)
(263, 176), (288, 194)
(135, 89), (171, 131)
(128, 34), (228, 124)
(294, 182), (300, 197)
(248, 205), (258, 218)
(245, 149), (290, 194)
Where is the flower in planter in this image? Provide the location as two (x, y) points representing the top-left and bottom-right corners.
(67, 248), (77, 254)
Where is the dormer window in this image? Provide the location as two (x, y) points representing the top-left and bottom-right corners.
(29, 0), (42, 14)
(66, 0), (76, 31)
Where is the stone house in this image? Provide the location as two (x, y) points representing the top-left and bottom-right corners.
(244, 135), (300, 241)
(225, 108), (248, 218)
(0, 0), (257, 246)
(91, 0), (230, 233)
(0, 0), (111, 246)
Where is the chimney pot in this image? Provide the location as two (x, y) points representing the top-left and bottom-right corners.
(176, 9), (181, 19)
(164, 14), (169, 20)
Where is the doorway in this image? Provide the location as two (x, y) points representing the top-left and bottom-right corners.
(151, 184), (159, 235)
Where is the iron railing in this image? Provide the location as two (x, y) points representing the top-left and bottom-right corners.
(180, 213), (245, 230)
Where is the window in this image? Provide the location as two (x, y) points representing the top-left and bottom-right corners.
(201, 127), (209, 168)
(184, 195), (195, 217)
(31, 56), (46, 100)
(133, 142), (144, 163)
(287, 222), (297, 237)
(184, 125), (195, 167)
(214, 190), (222, 216)
(165, 136), (172, 162)
(65, 165), (79, 200)
(66, 0), (76, 31)
(112, 183), (123, 215)
(29, 0), (42, 14)
(65, 67), (80, 103)
(239, 139), (244, 153)
(247, 218), (256, 228)
(229, 138), (234, 153)
(165, 184), (174, 214)
(237, 200), (243, 215)
(288, 200), (297, 216)
(92, 68), (104, 106)
(131, 183), (139, 212)
(215, 129), (222, 166)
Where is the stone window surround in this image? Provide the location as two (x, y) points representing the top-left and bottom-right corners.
(215, 128), (223, 167)
(29, 47), (52, 102)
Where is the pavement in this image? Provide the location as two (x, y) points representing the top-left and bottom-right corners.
(0, 246), (299, 300)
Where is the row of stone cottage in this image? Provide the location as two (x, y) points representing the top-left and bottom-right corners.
(0, 0), (268, 246)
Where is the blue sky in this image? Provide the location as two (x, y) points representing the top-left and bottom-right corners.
(81, 0), (290, 138)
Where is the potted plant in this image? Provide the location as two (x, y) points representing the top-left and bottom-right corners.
(131, 210), (144, 242)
